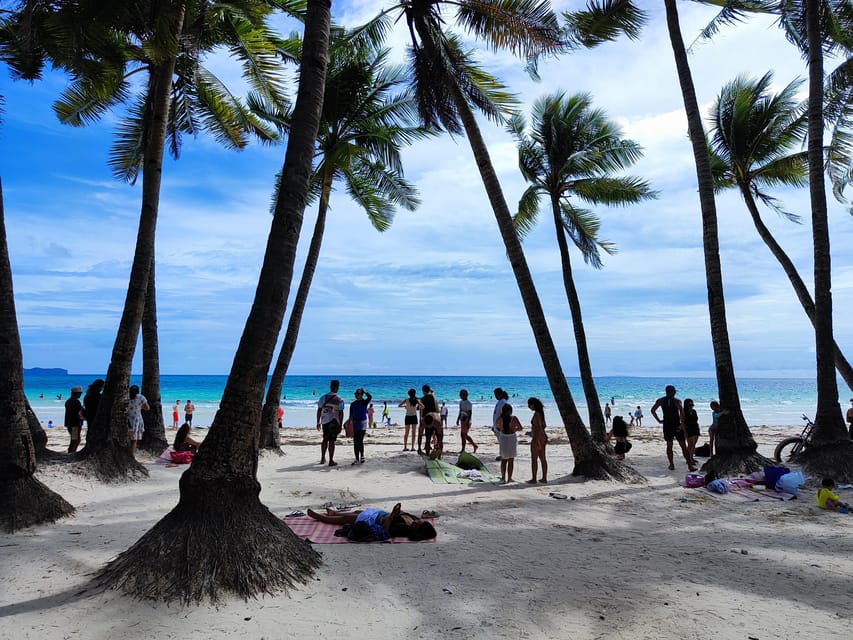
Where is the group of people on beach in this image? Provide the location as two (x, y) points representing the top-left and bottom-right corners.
(605, 385), (727, 472)
(314, 380), (548, 484)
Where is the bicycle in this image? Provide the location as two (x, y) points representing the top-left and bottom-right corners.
(773, 414), (815, 462)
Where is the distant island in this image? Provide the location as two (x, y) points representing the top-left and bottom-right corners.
(24, 368), (69, 376)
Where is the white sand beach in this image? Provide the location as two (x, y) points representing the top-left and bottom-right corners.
(2, 424), (852, 640)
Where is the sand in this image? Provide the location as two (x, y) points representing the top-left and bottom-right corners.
(2, 424), (852, 640)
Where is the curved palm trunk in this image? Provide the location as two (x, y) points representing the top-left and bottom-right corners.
(0, 178), (74, 532)
(96, 0), (331, 603)
(411, 27), (636, 481)
(24, 397), (52, 460)
(798, 0), (851, 478)
(551, 198), (607, 441)
(79, 23), (183, 480)
(260, 169), (334, 451)
(140, 257), (167, 454)
(663, 0), (767, 479)
(740, 186), (853, 391)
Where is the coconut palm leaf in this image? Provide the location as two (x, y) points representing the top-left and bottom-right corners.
(562, 0), (649, 48)
(513, 185), (543, 238)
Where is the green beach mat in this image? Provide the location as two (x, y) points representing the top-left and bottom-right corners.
(422, 454), (501, 484)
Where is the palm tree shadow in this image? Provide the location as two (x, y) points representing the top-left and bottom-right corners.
(0, 579), (104, 618)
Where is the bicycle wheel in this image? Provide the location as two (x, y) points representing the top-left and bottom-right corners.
(774, 437), (804, 462)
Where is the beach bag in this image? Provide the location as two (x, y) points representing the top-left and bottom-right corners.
(170, 450), (194, 464)
(776, 470), (805, 495)
(685, 472), (705, 488)
(694, 442), (711, 458)
(707, 479), (729, 494)
(763, 465), (790, 491)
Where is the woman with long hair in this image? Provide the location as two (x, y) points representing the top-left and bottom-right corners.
(526, 397), (548, 483)
(398, 389), (421, 452)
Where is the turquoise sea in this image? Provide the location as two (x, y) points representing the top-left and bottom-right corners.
(23, 373), (833, 430)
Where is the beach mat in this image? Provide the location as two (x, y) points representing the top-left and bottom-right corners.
(283, 515), (435, 543)
(693, 485), (796, 502)
(423, 454), (501, 484)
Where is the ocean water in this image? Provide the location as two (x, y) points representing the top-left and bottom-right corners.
(24, 373), (830, 430)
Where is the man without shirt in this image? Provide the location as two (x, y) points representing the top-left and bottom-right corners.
(651, 385), (692, 471)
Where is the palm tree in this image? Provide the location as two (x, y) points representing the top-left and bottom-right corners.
(0, 177), (75, 532)
(357, 0), (646, 480)
(2, 0), (287, 479)
(709, 72), (853, 392)
(508, 91), (655, 442)
(258, 34), (428, 449)
(698, 0), (853, 478)
(662, 0), (769, 479)
(95, 0), (331, 603)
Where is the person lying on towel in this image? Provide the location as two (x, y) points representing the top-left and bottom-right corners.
(306, 503), (436, 541)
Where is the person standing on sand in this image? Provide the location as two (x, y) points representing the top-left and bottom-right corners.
(496, 403), (522, 483)
(634, 406), (643, 427)
(418, 384), (438, 455)
(846, 399), (853, 439)
(127, 384), (149, 456)
(456, 389), (477, 453)
(382, 401), (391, 427)
(440, 402), (448, 428)
(492, 387), (509, 461)
(83, 379), (104, 431)
(367, 403), (375, 429)
(349, 388), (372, 464)
(172, 400), (180, 429)
(527, 397), (548, 483)
(184, 399), (195, 426)
(64, 385), (84, 453)
(399, 389), (421, 451)
(651, 385), (691, 471)
(604, 402), (611, 427)
(682, 398), (701, 469)
(317, 379), (344, 466)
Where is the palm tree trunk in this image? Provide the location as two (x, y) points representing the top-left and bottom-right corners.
(798, 0), (852, 478)
(663, 0), (767, 479)
(140, 256), (167, 454)
(551, 198), (606, 441)
(260, 168), (334, 451)
(409, 25), (636, 481)
(741, 186), (853, 392)
(0, 178), (74, 532)
(96, 0), (331, 603)
(79, 13), (184, 480)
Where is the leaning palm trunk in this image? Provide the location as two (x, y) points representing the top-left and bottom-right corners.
(78, 43), (182, 481)
(740, 186), (853, 392)
(0, 178), (75, 532)
(410, 27), (636, 481)
(663, 0), (767, 479)
(95, 0), (331, 603)
(140, 257), (168, 454)
(797, 0), (852, 479)
(551, 199), (607, 441)
(260, 169), (334, 451)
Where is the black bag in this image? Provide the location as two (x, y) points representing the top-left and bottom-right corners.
(694, 442), (711, 458)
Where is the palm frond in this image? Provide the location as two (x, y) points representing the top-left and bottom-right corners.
(752, 186), (803, 223)
(53, 69), (129, 126)
(562, 0), (649, 49)
(560, 203), (611, 269)
(108, 95), (146, 183)
(691, 1), (774, 47)
(569, 176), (657, 206)
(457, 0), (564, 59)
(513, 185), (543, 239)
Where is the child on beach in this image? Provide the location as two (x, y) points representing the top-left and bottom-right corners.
(709, 401), (728, 457)
(526, 397), (548, 483)
(817, 478), (850, 512)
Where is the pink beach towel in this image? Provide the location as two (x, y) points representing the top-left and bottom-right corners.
(282, 515), (435, 544)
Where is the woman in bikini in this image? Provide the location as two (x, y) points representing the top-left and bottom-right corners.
(398, 389), (421, 451)
(526, 397), (548, 483)
(306, 503), (436, 541)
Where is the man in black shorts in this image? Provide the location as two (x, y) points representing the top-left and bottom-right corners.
(418, 384), (437, 455)
(651, 384), (689, 471)
(317, 380), (344, 466)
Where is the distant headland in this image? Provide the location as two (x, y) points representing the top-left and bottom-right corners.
(24, 368), (69, 376)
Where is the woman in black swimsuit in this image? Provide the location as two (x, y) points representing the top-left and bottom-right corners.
(683, 398), (700, 470)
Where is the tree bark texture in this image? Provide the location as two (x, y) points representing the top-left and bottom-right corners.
(0, 178), (74, 532)
(141, 256), (168, 454)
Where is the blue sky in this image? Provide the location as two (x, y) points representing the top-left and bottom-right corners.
(2, 2), (851, 378)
